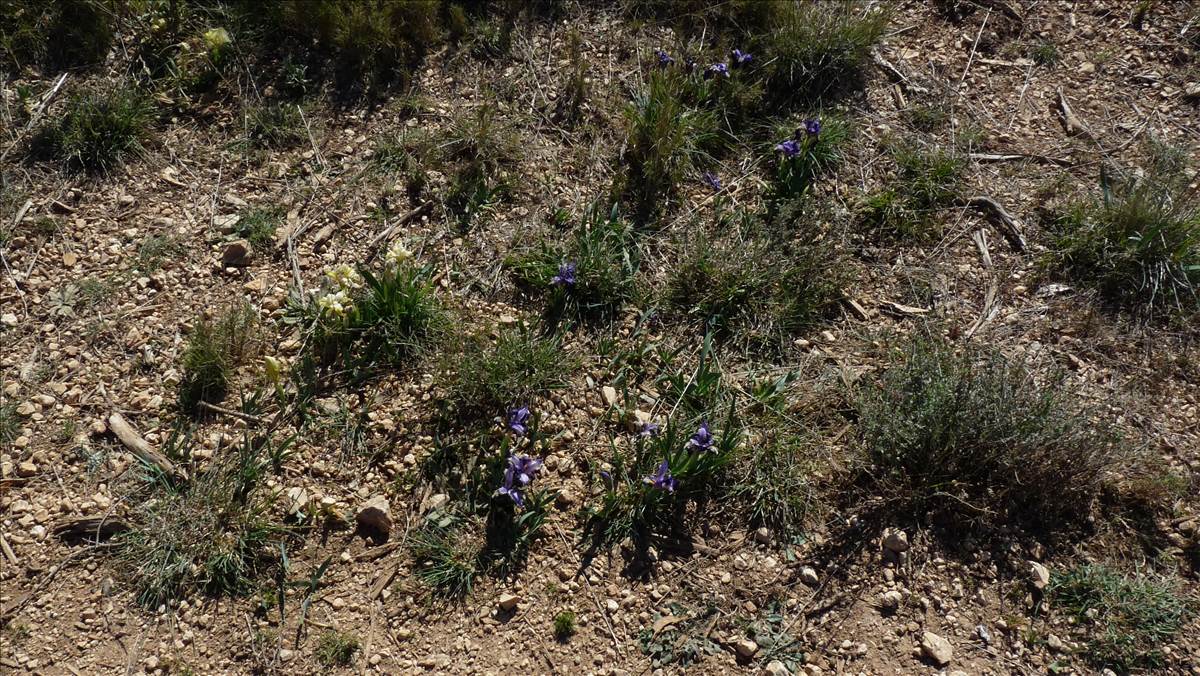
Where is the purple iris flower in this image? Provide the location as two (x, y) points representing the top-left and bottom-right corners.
(638, 421), (661, 438)
(654, 48), (674, 67)
(731, 49), (753, 68)
(797, 119), (821, 138)
(701, 172), (722, 192)
(686, 420), (715, 452)
(506, 406), (531, 436)
(551, 262), (577, 287)
(644, 459), (678, 492)
(774, 139), (802, 159)
(704, 62), (729, 79)
(498, 452), (543, 507)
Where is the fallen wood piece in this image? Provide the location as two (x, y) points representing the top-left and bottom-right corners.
(366, 200), (434, 253)
(966, 279), (1001, 338)
(870, 50), (929, 94)
(369, 563), (399, 600)
(970, 152), (1072, 166)
(977, 0), (1024, 24)
(53, 516), (130, 544)
(1056, 88), (1094, 139)
(108, 412), (187, 482)
(881, 301), (930, 317)
(843, 298), (870, 321)
(11, 199), (32, 228)
(972, 228), (993, 268)
(964, 196), (1027, 251)
(0, 533), (17, 566)
(197, 400), (264, 423)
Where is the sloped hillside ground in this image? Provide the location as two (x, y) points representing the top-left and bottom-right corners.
(2, 1), (1199, 674)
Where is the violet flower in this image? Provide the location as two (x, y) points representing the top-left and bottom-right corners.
(701, 172), (722, 192)
(551, 262), (577, 287)
(796, 119), (821, 138)
(731, 49), (753, 68)
(686, 420), (715, 452)
(498, 452), (543, 507)
(638, 421), (661, 438)
(506, 406), (531, 436)
(644, 459), (678, 492)
(654, 48), (674, 67)
(774, 139), (801, 159)
(704, 62), (729, 79)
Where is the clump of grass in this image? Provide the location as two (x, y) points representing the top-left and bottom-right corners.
(137, 232), (184, 272)
(234, 207), (281, 248)
(766, 115), (850, 203)
(408, 514), (482, 599)
(617, 71), (720, 224)
(179, 303), (259, 413)
(445, 322), (571, 416)
(266, 0), (442, 95)
(315, 630), (360, 667)
(1049, 564), (1190, 671)
(118, 434), (280, 607)
(505, 204), (641, 322)
(553, 610), (577, 641)
(665, 216), (845, 350)
(553, 29), (588, 126)
(856, 336), (1129, 529)
(729, 433), (818, 540)
(1, 0), (114, 73)
(244, 102), (304, 149)
(861, 143), (965, 240)
(1029, 40), (1061, 67)
(30, 87), (151, 173)
(439, 104), (521, 229)
(1046, 168), (1199, 315)
(0, 393), (19, 445)
(760, 2), (890, 107)
(372, 129), (434, 198)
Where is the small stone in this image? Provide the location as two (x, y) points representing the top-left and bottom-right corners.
(1028, 561), (1050, 590)
(1078, 62), (1096, 74)
(17, 461), (37, 477)
(214, 214), (241, 233)
(1183, 82), (1200, 100)
(763, 660), (790, 676)
(285, 487), (309, 517)
(423, 493), (449, 513)
(62, 252), (78, 266)
(498, 593), (520, 612)
(144, 656), (159, 671)
(605, 599), (619, 613)
(1, 313), (16, 326)
(1046, 634), (1067, 652)
(555, 488), (576, 509)
(735, 638), (759, 659)
(355, 495), (391, 543)
(799, 566), (819, 586)
(601, 386), (618, 407)
(278, 649), (295, 662)
(879, 590), (904, 611)
(919, 631), (953, 666)
(754, 527), (772, 544)
(243, 277), (266, 292)
(221, 239), (253, 267)
(882, 528), (909, 553)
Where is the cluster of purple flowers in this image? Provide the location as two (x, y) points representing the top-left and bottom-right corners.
(551, 262), (577, 287)
(498, 453), (543, 508)
(506, 406), (531, 436)
(774, 119), (822, 159)
(642, 421), (717, 493)
(701, 171), (722, 192)
(650, 48), (752, 79)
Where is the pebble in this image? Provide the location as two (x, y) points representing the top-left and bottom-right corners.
(1028, 561), (1050, 590)
(919, 631), (953, 666)
(799, 566), (819, 586)
(498, 593), (521, 612)
(882, 528), (909, 553)
(735, 638), (759, 659)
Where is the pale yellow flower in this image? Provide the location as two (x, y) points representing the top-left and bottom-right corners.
(325, 263), (363, 291)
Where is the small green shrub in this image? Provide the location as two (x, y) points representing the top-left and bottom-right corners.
(118, 433), (281, 606)
(857, 336), (1128, 529)
(31, 88), (151, 173)
(1049, 565), (1190, 671)
(1046, 170), (1199, 314)
(1029, 41), (1061, 67)
(179, 303), (259, 413)
(617, 71), (720, 224)
(244, 102), (304, 149)
(234, 207), (281, 248)
(729, 433), (818, 540)
(137, 233), (184, 272)
(315, 630), (360, 667)
(665, 218), (845, 349)
(446, 322), (571, 416)
(760, 2), (890, 107)
(409, 512), (481, 599)
(505, 204), (641, 322)
(372, 129), (434, 198)
(439, 104), (520, 229)
(553, 610), (577, 640)
(861, 143), (964, 240)
(1, 0), (114, 73)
